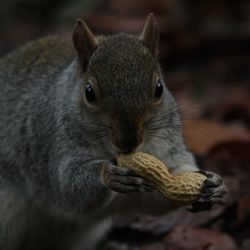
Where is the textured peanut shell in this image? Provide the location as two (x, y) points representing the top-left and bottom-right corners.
(117, 152), (207, 205)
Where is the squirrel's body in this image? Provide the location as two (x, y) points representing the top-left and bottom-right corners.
(0, 35), (114, 250)
(0, 15), (226, 250)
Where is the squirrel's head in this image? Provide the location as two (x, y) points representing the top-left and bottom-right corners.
(73, 14), (167, 154)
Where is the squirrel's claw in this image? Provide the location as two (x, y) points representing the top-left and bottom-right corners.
(187, 170), (227, 212)
(102, 163), (156, 194)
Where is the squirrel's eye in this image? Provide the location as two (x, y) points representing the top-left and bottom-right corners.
(154, 78), (163, 100)
(85, 83), (96, 103)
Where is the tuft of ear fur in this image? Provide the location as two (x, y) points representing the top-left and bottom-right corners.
(72, 19), (98, 71)
(140, 13), (159, 56)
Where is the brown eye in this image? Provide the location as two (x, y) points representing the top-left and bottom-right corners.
(85, 82), (96, 103)
(154, 78), (163, 100)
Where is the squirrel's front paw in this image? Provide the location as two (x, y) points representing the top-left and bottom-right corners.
(188, 170), (227, 212)
(101, 162), (155, 194)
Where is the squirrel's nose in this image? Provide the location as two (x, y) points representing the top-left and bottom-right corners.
(112, 115), (144, 153)
(115, 135), (143, 153)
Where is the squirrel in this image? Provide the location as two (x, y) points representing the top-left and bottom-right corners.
(0, 13), (227, 250)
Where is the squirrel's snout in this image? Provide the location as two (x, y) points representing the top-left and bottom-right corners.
(111, 114), (144, 153)
(113, 132), (143, 154)
(115, 137), (141, 153)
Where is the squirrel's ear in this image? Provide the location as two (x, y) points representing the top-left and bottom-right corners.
(140, 13), (159, 56)
(72, 19), (98, 70)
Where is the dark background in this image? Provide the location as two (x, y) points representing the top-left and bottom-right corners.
(0, 1), (250, 249)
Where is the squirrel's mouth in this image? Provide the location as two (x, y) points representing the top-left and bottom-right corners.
(114, 142), (141, 155)
(114, 141), (144, 156)
(107, 141), (144, 160)
(118, 148), (136, 154)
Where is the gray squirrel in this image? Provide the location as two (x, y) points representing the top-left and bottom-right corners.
(0, 13), (226, 250)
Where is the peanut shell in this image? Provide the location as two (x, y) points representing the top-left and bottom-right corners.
(117, 152), (207, 205)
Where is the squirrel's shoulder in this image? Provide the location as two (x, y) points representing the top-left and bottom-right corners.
(1, 35), (75, 63)
(0, 35), (76, 80)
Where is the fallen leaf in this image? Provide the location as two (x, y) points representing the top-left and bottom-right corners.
(141, 242), (166, 250)
(237, 197), (250, 226)
(131, 206), (226, 235)
(183, 119), (250, 156)
(162, 226), (239, 250)
(241, 238), (250, 250)
(204, 141), (250, 175)
(201, 86), (250, 129)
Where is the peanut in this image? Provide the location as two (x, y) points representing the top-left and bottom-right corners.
(117, 152), (207, 205)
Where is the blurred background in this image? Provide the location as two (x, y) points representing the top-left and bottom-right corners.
(0, 0), (249, 249)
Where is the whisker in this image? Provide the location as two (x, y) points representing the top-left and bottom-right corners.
(144, 100), (202, 127)
(144, 136), (160, 149)
(145, 122), (197, 131)
(144, 132), (169, 140)
(178, 102), (201, 112)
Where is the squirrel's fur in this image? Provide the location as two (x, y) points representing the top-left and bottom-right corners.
(0, 15), (198, 250)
